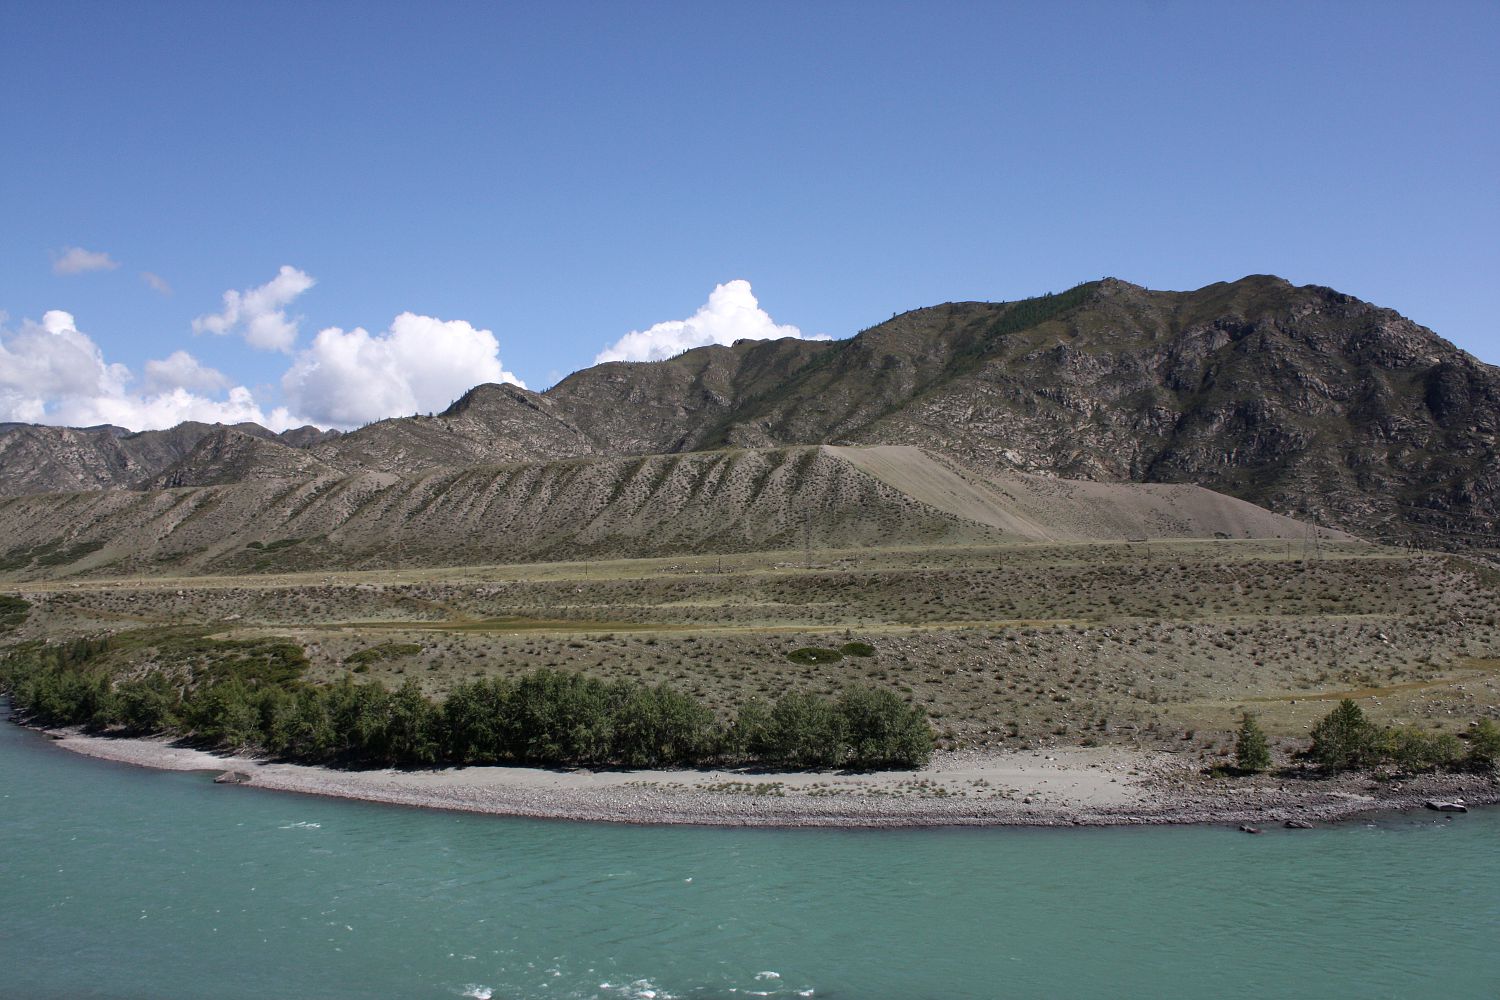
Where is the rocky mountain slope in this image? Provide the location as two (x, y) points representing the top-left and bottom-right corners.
(0, 445), (1338, 579)
(0, 420), (338, 494)
(147, 427), (337, 488)
(308, 382), (595, 475)
(2, 275), (1494, 549)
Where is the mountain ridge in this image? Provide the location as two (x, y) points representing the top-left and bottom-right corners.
(2, 275), (1495, 550)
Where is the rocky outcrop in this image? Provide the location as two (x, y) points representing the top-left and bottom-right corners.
(309, 382), (597, 475)
(148, 428), (336, 488)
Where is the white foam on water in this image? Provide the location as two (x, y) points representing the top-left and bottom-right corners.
(278, 821), (321, 830)
(461, 986), (493, 1000)
(755, 972), (780, 980)
(597, 977), (683, 1000)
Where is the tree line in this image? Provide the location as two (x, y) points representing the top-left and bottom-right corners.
(1234, 700), (1498, 774)
(1, 648), (933, 771)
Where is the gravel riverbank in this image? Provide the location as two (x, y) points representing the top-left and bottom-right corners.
(41, 728), (1500, 828)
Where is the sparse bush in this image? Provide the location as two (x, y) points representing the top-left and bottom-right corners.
(840, 642), (876, 658)
(344, 642), (423, 666)
(1466, 719), (1500, 770)
(1379, 726), (1462, 772)
(0, 594), (30, 633)
(787, 647), (843, 665)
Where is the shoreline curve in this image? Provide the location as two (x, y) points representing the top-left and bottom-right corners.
(31, 724), (1500, 829)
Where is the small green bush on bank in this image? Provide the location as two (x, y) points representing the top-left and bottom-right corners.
(0, 594), (30, 633)
(1307, 698), (1491, 774)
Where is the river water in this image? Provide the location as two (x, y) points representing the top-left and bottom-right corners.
(2, 714), (1496, 1000)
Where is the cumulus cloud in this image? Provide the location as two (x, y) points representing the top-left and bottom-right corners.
(53, 247), (120, 275)
(0, 311), (299, 432)
(141, 271), (172, 296)
(192, 265), (315, 352)
(143, 350), (231, 395)
(594, 279), (814, 364)
(282, 312), (524, 428)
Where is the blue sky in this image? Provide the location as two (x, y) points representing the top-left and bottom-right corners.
(2, 1), (1496, 430)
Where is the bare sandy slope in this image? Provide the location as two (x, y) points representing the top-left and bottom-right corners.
(827, 445), (1353, 542)
(0, 447), (1005, 579)
(46, 731), (1494, 828)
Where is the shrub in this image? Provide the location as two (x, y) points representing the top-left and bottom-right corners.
(506, 669), (615, 764)
(1380, 727), (1462, 772)
(344, 642), (423, 667)
(786, 647), (843, 665)
(838, 685), (931, 768)
(443, 677), (514, 765)
(839, 641), (876, 658)
(0, 594), (30, 633)
(114, 674), (179, 734)
(765, 692), (847, 767)
(183, 681), (262, 750)
(1466, 719), (1500, 770)
(382, 679), (442, 766)
(1308, 699), (1379, 771)
(727, 699), (773, 758)
(1234, 713), (1271, 773)
(612, 683), (716, 766)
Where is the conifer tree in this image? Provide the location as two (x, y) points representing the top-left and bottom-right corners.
(1234, 712), (1271, 773)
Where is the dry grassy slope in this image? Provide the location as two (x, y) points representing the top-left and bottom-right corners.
(0, 447), (1010, 579)
(14, 541), (1498, 751)
(828, 445), (1351, 542)
(0, 444), (1349, 581)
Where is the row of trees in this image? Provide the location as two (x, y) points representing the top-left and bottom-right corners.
(1234, 700), (1499, 774)
(4, 663), (933, 771)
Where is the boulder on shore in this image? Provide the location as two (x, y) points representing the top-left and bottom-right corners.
(1424, 800), (1467, 813)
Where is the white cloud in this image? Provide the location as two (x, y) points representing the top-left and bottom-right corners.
(0, 311), (300, 432)
(192, 265), (315, 353)
(594, 279), (815, 364)
(53, 247), (120, 275)
(143, 350), (231, 395)
(282, 312), (524, 428)
(141, 271), (172, 296)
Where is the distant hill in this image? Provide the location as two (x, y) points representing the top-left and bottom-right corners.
(2, 275), (1495, 549)
(0, 445), (1343, 579)
(0, 420), (338, 494)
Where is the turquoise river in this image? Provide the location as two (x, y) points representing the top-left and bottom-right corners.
(2, 712), (1497, 1000)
